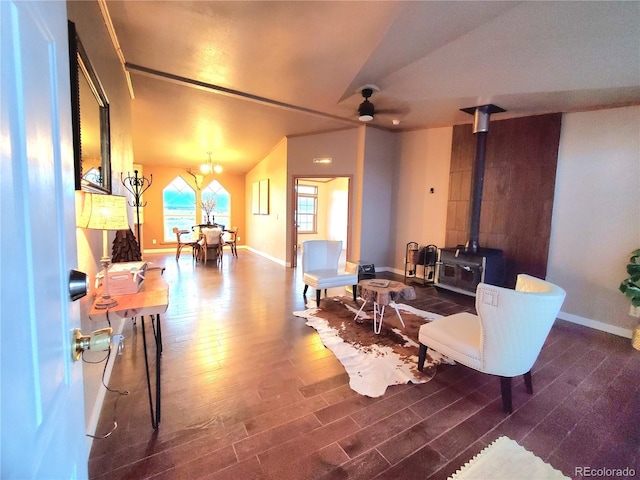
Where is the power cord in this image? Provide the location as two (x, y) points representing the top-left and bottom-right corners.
(84, 310), (130, 439)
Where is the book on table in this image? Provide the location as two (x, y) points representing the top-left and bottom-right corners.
(367, 279), (390, 288)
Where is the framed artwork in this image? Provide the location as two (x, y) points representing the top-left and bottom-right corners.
(252, 181), (260, 214)
(69, 21), (112, 193)
(259, 179), (269, 215)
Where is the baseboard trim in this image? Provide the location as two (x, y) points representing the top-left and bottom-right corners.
(245, 247), (286, 266)
(142, 247), (175, 254)
(142, 246), (246, 255)
(385, 267), (632, 339)
(557, 311), (632, 339)
(85, 317), (125, 451)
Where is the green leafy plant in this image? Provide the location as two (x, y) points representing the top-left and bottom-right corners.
(620, 248), (640, 307)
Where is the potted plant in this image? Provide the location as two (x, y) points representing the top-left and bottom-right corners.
(619, 248), (640, 349)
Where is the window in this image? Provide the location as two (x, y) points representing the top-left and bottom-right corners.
(297, 184), (317, 233)
(162, 176), (196, 242)
(202, 180), (230, 229)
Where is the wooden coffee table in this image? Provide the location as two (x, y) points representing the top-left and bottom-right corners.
(354, 279), (416, 334)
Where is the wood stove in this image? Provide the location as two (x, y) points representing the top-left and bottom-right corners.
(436, 104), (506, 296)
(437, 247), (505, 295)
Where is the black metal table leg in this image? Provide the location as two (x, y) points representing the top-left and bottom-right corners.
(155, 314), (161, 426)
(141, 314), (162, 429)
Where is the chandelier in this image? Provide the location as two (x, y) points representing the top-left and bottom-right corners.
(201, 151), (222, 175)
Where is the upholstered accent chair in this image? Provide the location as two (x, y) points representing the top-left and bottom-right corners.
(172, 227), (199, 260)
(198, 227), (223, 265)
(418, 274), (566, 413)
(301, 240), (358, 307)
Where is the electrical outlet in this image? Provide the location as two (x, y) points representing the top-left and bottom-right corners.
(630, 305), (640, 318)
(152, 239), (156, 244)
(237, 236), (241, 242)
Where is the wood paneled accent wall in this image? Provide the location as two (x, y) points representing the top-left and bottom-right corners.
(446, 113), (562, 287)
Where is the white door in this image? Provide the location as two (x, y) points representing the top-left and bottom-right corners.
(1, 1), (88, 478)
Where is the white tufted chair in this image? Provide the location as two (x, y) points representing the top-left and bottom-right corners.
(418, 274), (566, 413)
(302, 240), (358, 307)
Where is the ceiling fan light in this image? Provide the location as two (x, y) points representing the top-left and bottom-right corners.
(200, 164), (211, 174)
(213, 164), (223, 174)
(358, 99), (375, 122)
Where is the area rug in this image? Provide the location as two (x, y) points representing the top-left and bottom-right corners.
(293, 296), (453, 397)
(449, 436), (570, 479)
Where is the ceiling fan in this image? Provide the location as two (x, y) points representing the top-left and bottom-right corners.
(356, 84), (405, 123)
(357, 85), (378, 122)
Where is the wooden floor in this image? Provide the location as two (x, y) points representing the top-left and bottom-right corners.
(89, 250), (640, 480)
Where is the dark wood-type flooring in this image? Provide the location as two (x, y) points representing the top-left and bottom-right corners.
(89, 250), (640, 480)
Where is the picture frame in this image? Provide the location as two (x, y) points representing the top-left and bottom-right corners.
(68, 21), (112, 193)
(252, 181), (260, 215)
(259, 179), (269, 215)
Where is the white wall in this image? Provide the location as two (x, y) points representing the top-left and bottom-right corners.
(391, 127), (453, 270)
(67, 1), (135, 441)
(246, 139), (288, 264)
(358, 128), (398, 266)
(287, 128), (360, 265)
(326, 177), (349, 245)
(548, 106), (640, 336)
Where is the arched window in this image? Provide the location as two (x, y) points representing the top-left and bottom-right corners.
(163, 176), (196, 242)
(202, 180), (230, 229)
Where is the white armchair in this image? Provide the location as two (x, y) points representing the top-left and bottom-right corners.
(418, 274), (566, 413)
(302, 240), (358, 307)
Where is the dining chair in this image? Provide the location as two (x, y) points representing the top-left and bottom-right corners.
(172, 227), (199, 260)
(418, 274), (566, 413)
(222, 227), (238, 257)
(198, 227), (223, 265)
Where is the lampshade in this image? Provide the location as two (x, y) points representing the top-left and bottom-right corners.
(76, 192), (130, 309)
(77, 193), (129, 231)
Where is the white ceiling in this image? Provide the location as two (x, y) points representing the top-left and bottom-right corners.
(103, 1), (640, 174)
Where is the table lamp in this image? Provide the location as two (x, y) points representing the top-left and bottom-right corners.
(77, 193), (130, 309)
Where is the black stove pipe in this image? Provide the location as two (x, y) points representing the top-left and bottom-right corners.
(460, 104), (505, 253)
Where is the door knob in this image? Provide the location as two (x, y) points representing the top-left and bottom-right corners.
(69, 269), (88, 301)
(71, 327), (112, 361)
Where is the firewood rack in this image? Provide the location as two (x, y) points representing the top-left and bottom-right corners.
(404, 242), (438, 286)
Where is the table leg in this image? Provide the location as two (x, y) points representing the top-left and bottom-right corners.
(373, 303), (386, 334)
(353, 298), (368, 322)
(140, 315), (156, 429)
(141, 314), (161, 429)
(390, 301), (406, 328)
(155, 314), (161, 427)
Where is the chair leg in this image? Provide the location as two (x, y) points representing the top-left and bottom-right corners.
(303, 285), (309, 296)
(176, 245), (183, 260)
(352, 285), (357, 302)
(316, 290), (321, 307)
(417, 344), (427, 371)
(500, 377), (513, 414)
(524, 370), (533, 394)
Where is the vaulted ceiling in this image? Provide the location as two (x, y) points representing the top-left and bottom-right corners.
(102, 1), (640, 174)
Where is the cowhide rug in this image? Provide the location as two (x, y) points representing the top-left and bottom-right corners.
(293, 296), (453, 397)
